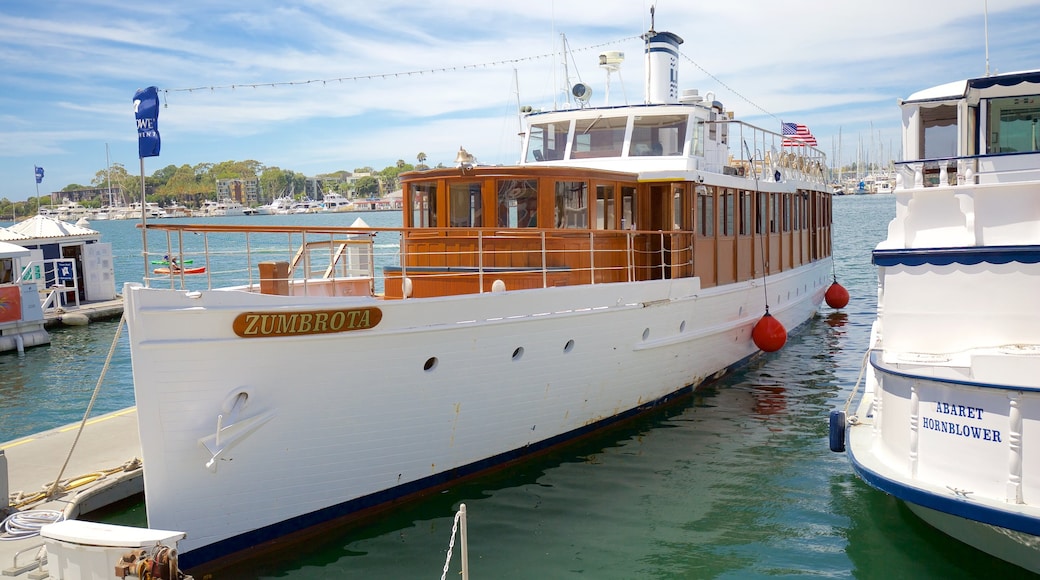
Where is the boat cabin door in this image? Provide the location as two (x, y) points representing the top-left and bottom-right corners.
(646, 184), (689, 280)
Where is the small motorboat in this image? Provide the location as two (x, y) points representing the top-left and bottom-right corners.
(153, 266), (206, 275)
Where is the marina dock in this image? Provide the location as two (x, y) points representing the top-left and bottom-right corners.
(41, 297), (124, 329)
(0, 407), (142, 578)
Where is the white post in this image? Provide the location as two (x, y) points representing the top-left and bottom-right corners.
(459, 503), (469, 580)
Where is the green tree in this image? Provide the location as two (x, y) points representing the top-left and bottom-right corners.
(354, 176), (379, 197)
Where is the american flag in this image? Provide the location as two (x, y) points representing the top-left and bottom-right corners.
(782, 122), (817, 147)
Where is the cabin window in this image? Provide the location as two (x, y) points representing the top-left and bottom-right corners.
(793, 193), (803, 230)
(920, 104), (958, 159)
(449, 182), (482, 227)
(527, 121), (570, 162)
(721, 189), (735, 236)
(571, 116), (627, 158)
(756, 192), (768, 235)
(0, 257), (14, 284)
(497, 179), (538, 228)
(782, 193), (791, 232)
(672, 186), (683, 230)
(631, 114), (688, 156)
(988, 96), (1040, 153)
(554, 181), (588, 228)
(595, 184), (615, 229)
(410, 182), (437, 227)
(770, 193), (782, 234)
(621, 186), (637, 230)
(697, 186), (714, 237)
(739, 191), (753, 235)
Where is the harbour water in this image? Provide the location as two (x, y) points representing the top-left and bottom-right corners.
(1, 198), (1030, 578)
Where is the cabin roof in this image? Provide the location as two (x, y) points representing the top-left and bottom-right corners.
(0, 240), (31, 259)
(4, 215), (99, 240)
(903, 69), (1040, 104)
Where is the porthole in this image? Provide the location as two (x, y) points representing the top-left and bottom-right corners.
(679, 320), (686, 333)
(423, 357), (438, 371)
(512, 347), (524, 361)
(642, 328), (650, 341)
(563, 339), (575, 353)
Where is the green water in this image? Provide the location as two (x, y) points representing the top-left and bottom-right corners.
(2, 200), (1030, 578)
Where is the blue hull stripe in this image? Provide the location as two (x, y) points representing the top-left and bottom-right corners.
(873, 245), (1040, 267)
(848, 451), (1040, 537)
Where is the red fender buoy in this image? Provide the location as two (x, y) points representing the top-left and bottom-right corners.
(825, 281), (849, 309)
(752, 311), (787, 352)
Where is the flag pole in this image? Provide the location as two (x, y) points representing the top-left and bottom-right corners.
(140, 157), (148, 284)
(134, 85), (161, 288)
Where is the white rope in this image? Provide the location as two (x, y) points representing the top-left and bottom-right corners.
(0, 510), (64, 541)
(440, 508), (463, 580)
(842, 348), (873, 416)
(45, 315), (126, 499)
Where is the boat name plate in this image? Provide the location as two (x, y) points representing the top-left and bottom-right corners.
(233, 307), (382, 338)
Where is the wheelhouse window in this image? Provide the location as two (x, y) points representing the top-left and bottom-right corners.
(571, 116), (627, 158)
(554, 181), (588, 228)
(988, 96), (1040, 153)
(498, 179), (538, 228)
(595, 184), (615, 229)
(411, 182), (437, 227)
(920, 104), (957, 159)
(631, 114), (688, 156)
(527, 121), (570, 162)
(697, 186), (714, 237)
(690, 119), (705, 156)
(449, 182), (482, 227)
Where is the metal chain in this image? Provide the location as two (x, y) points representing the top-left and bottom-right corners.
(439, 509), (463, 580)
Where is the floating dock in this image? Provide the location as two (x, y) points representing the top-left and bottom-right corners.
(0, 407), (142, 578)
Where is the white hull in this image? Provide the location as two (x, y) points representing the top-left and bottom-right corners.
(125, 260), (829, 565)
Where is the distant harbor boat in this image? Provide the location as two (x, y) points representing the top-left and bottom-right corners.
(836, 68), (1040, 573)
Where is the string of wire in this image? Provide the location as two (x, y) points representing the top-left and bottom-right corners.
(161, 37), (640, 95)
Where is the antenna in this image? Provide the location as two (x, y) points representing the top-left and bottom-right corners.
(984, 0), (990, 76)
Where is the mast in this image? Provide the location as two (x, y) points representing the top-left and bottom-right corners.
(106, 143), (113, 207)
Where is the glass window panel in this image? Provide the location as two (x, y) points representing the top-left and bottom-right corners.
(631, 114), (688, 156)
(410, 182), (437, 227)
(449, 182), (482, 227)
(554, 181), (588, 228)
(497, 179), (538, 227)
(595, 184), (615, 229)
(571, 116), (627, 158)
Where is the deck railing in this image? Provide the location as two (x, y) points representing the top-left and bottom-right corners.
(139, 223), (718, 296)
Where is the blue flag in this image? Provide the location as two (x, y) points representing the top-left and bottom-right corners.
(34, 166), (44, 184)
(133, 86), (161, 158)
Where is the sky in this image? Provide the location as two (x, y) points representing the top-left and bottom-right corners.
(2, 0), (1039, 202)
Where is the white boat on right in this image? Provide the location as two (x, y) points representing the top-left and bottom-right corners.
(835, 68), (1040, 573)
